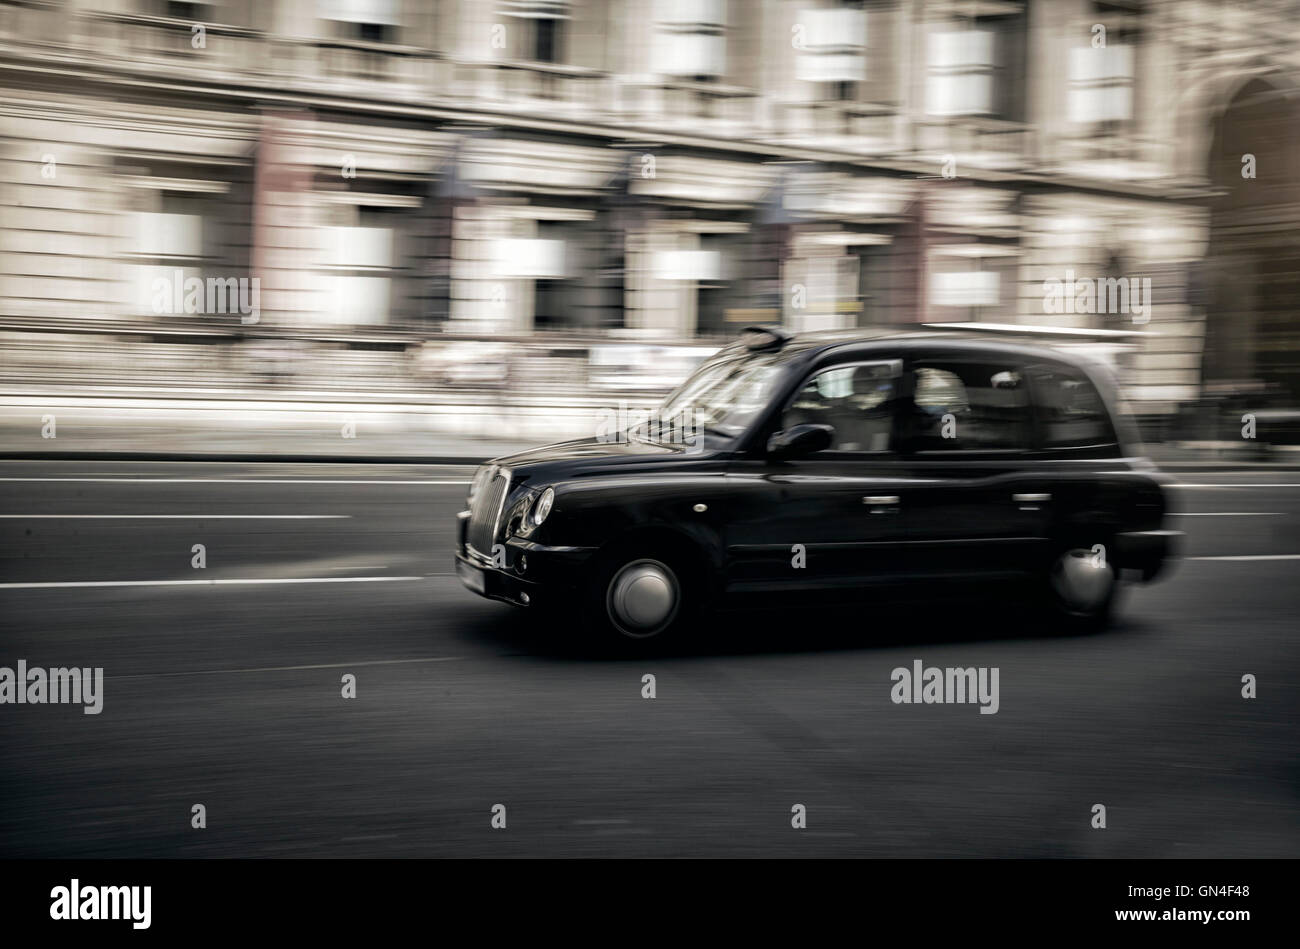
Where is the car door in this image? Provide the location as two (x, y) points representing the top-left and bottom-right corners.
(724, 358), (915, 598)
(898, 354), (1051, 579)
(1019, 359), (1131, 555)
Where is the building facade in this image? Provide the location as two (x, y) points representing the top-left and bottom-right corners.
(1, 0), (1298, 419)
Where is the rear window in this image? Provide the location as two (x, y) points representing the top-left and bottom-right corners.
(910, 361), (1030, 451)
(1032, 365), (1117, 448)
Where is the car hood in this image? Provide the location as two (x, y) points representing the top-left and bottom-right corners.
(489, 435), (718, 482)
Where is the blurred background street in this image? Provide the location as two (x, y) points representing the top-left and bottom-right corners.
(2, 0), (1299, 458)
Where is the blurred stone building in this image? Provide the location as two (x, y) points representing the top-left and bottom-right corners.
(1, 0), (1298, 420)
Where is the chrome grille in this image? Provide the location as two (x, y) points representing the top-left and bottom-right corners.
(468, 467), (508, 557)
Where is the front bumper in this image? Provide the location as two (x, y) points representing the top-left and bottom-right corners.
(455, 509), (596, 607)
(1113, 528), (1183, 582)
(455, 552), (543, 607)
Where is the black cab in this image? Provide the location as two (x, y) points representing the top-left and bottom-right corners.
(456, 327), (1180, 646)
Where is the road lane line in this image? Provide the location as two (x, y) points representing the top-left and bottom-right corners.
(0, 575), (424, 589)
(1171, 483), (1300, 488)
(1187, 554), (1300, 561)
(0, 514), (349, 519)
(1168, 512), (1283, 516)
(111, 655), (464, 680)
(0, 478), (469, 484)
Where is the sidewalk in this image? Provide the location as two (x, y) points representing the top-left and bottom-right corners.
(0, 386), (639, 463)
(3, 386), (1299, 470)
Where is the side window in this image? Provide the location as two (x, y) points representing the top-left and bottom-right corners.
(782, 362), (901, 452)
(1033, 365), (1117, 448)
(910, 361), (1030, 451)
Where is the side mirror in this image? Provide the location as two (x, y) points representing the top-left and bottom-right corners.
(767, 423), (834, 460)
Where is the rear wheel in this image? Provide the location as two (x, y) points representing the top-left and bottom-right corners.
(1040, 541), (1119, 631)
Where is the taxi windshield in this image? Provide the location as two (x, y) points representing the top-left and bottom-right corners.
(656, 350), (785, 439)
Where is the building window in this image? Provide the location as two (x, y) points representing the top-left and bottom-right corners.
(795, 3), (868, 93)
(325, 206), (395, 325)
(1069, 2), (1142, 128)
(500, 1), (570, 64)
(930, 267), (1000, 319)
(133, 191), (209, 318)
(138, 194), (206, 263)
(534, 16), (559, 62)
(164, 1), (213, 21)
(928, 30), (993, 116)
(1068, 44), (1136, 126)
(320, 0), (400, 43)
(696, 233), (742, 337)
(926, 3), (1027, 120)
(652, 0), (726, 80)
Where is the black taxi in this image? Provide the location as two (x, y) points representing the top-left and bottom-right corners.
(456, 326), (1180, 646)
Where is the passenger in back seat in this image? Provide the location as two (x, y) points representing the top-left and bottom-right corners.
(833, 366), (895, 452)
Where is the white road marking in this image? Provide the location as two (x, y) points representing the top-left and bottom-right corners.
(1171, 483), (1300, 488)
(0, 478), (469, 485)
(112, 655), (464, 679)
(1187, 555), (1300, 561)
(0, 514), (349, 519)
(1169, 512), (1283, 516)
(0, 575), (424, 589)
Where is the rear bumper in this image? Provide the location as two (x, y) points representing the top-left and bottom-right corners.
(1113, 528), (1182, 581)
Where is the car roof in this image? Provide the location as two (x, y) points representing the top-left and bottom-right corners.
(755, 328), (1122, 371)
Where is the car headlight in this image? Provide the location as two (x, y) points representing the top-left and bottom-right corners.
(531, 487), (555, 528)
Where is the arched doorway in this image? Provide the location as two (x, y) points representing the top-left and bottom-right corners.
(1203, 78), (1300, 403)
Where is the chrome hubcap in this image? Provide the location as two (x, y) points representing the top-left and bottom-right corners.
(1050, 548), (1115, 614)
(607, 559), (679, 638)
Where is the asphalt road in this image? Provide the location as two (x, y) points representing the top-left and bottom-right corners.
(0, 459), (1296, 858)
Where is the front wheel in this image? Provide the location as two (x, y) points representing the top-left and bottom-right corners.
(582, 549), (696, 652)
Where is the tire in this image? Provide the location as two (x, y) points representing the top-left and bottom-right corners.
(1038, 540), (1120, 632)
(581, 545), (698, 653)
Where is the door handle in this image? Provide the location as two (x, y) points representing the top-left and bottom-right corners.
(1013, 492), (1050, 510)
(863, 495), (900, 513)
